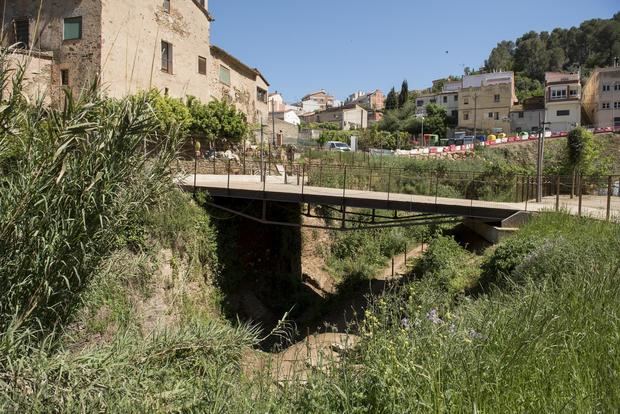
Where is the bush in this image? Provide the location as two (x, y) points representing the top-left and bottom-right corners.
(479, 235), (541, 290)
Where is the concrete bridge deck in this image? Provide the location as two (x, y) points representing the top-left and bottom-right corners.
(179, 174), (620, 222)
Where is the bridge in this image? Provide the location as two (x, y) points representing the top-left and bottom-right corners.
(177, 161), (620, 231)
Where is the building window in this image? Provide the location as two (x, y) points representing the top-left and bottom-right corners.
(464, 97), (469, 105)
(494, 112), (500, 120)
(443, 96), (447, 103)
(163, 0), (170, 13)
(13, 19), (29, 48)
(161, 41), (173, 74)
(518, 111), (524, 118)
(615, 84), (619, 91)
(494, 94), (500, 102)
(451, 110), (458, 118)
(463, 112), (469, 121)
(557, 110), (570, 117)
(488, 112), (494, 118)
(63, 17), (82, 40)
(603, 84), (610, 92)
(416, 100), (424, 107)
(430, 98), (436, 104)
(602, 102), (610, 109)
(61, 69), (69, 86)
(454, 95), (458, 102)
(570, 89), (577, 96)
(219, 65), (230, 85)
(615, 102), (620, 109)
(257, 87), (267, 104)
(198, 56), (207, 75)
(551, 89), (567, 99)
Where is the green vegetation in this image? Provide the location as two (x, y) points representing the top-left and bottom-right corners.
(385, 86), (398, 111)
(379, 102), (449, 138)
(143, 90), (249, 147)
(3, 48), (620, 413)
(484, 12), (620, 98)
(398, 79), (409, 108)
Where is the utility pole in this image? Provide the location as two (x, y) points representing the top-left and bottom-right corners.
(473, 93), (478, 139)
(271, 100), (276, 147)
(421, 116), (425, 147)
(259, 114), (265, 182)
(536, 111), (551, 203)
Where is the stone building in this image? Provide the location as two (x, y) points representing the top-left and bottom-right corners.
(3, 49), (53, 104)
(300, 104), (368, 130)
(510, 96), (545, 133)
(458, 83), (515, 133)
(209, 45), (269, 124)
(1, 0), (269, 122)
(582, 66), (620, 129)
(301, 89), (335, 112)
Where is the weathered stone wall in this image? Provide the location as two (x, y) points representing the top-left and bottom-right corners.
(459, 83), (513, 132)
(3, 50), (53, 105)
(100, 0), (212, 102)
(2, 0), (103, 103)
(209, 47), (269, 124)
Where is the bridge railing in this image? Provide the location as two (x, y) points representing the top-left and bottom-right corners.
(178, 158), (620, 221)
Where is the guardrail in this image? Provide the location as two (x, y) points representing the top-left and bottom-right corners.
(177, 158), (620, 221)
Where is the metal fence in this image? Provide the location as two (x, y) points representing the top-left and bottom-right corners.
(178, 158), (620, 221)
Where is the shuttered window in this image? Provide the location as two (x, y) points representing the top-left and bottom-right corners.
(64, 17), (82, 40)
(198, 56), (207, 75)
(161, 41), (173, 74)
(219, 65), (230, 85)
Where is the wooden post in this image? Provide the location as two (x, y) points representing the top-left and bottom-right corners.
(607, 175), (613, 221)
(578, 174), (583, 217)
(555, 175), (560, 211)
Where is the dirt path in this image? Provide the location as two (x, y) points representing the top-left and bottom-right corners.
(377, 244), (425, 281)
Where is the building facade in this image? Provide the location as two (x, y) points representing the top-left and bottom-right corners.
(2, 0), (268, 123)
(209, 46), (269, 124)
(510, 96), (545, 133)
(268, 92), (286, 113)
(346, 89), (385, 111)
(458, 82), (515, 132)
(300, 104), (368, 130)
(582, 66), (620, 129)
(272, 109), (301, 126)
(301, 89), (335, 112)
(544, 72), (581, 132)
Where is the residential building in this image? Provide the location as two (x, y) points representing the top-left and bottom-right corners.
(456, 71), (516, 132)
(301, 89), (335, 112)
(265, 117), (299, 146)
(458, 82), (515, 132)
(209, 46), (269, 123)
(582, 66), (620, 129)
(300, 104), (368, 130)
(346, 89), (385, 111)
(462, 71), (515, 89)
(1, 0), (269, 123)
(510, 96), (545, 133)
(367, 110), (384, 126)
(415, 92), (438, 114)
(544, 72), (581, 132)
(271, 109), (301, 126)
(268, 92), (286, 113)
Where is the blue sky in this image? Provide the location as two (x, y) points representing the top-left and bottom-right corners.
(210, 0), (618, 103)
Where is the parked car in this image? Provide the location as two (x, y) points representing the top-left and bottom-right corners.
(325, 141), (352, 152)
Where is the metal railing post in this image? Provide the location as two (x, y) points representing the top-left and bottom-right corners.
(387, 168), (392, 201)
(434, 170), (439, 206)
(193, 147), (197, 197)
(525, 176), (530, 211)
(296, 165), (300, 186)
(227, 159), (231, 194)
(301, 164), (306, 199)
(606, 175), (612, 221)
(578, 174), (583, 217)
(342, 165), (347, 199)
(555, 175), (560, 211)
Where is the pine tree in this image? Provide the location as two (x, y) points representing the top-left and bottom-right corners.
(398, 80), (409, 108)
(385, 87), (398, 111)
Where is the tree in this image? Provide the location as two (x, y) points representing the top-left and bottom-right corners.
(146, 90), (192, 135)
(385, 87), (398, 111)
(187, 97), (248, 145)
(566, 127), (594, 176)
(398, 80), (409, 108)
(485, 40), (515, 72)
(515, 74), (544, 102)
